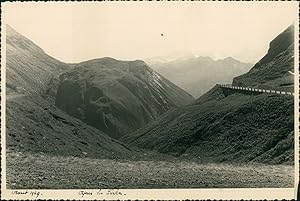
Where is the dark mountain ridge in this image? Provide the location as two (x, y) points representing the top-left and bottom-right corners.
(55, 57), (194, 139)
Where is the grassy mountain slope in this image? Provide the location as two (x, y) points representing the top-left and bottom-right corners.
(55, 58), (194, 139)
(123, 25), (294, 165)
(124, 88), (293, 164)
(6, 25), (69, 95)
(7, 96), (135, 159)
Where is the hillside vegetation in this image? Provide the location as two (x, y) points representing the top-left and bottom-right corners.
(55, 58), (194, 139)
(7, 95), (136, 159)
(124, 88), (293, 164)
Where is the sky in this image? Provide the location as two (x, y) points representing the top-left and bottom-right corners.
(2, 2), (298, 64)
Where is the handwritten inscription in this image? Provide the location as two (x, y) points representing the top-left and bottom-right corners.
(12, 190), (42, 198)
(78, 190), (93, 197)
(79, 189), (125, 198)
(11, 189), (125, 199)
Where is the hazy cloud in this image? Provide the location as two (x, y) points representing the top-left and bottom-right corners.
(3, 2), (297, 63)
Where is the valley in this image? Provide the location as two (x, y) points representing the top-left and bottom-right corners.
(4, 23), (295, 189)
(123, 25), (295, 165)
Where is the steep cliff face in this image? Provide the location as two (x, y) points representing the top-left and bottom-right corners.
(6, 25), (68, 95)
(55, 58), (194, 139)
(233, 25), (294, 91)
(123, 25), (295, 165)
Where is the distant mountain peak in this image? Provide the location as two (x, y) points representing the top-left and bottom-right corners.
(195, 56), (214, 62)
(79, 57), (147, 66)
(223, 56), (237, 61)
(149, 55), (253, 97)
(216, 57), (243, 64)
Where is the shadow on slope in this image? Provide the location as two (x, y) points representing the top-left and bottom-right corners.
(6, 95), (135, 159)
(123, 86), (294, 165)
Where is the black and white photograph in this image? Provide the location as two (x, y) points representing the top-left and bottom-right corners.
(1, 1), (299, 200)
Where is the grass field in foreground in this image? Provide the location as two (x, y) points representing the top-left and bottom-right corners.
(6, 151), (293, 189)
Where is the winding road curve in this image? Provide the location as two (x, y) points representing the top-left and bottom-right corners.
(218, 84), (294, 96)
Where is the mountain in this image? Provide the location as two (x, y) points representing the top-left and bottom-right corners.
(144, 56), (169, 66)
(5, 26), (136, 159)
(147, 56), (253, 98)
(123, 25), (294, 165)
(55, 58), (194, 139)
(6, 25), (68, 95)
(233, 25), (294, 91)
